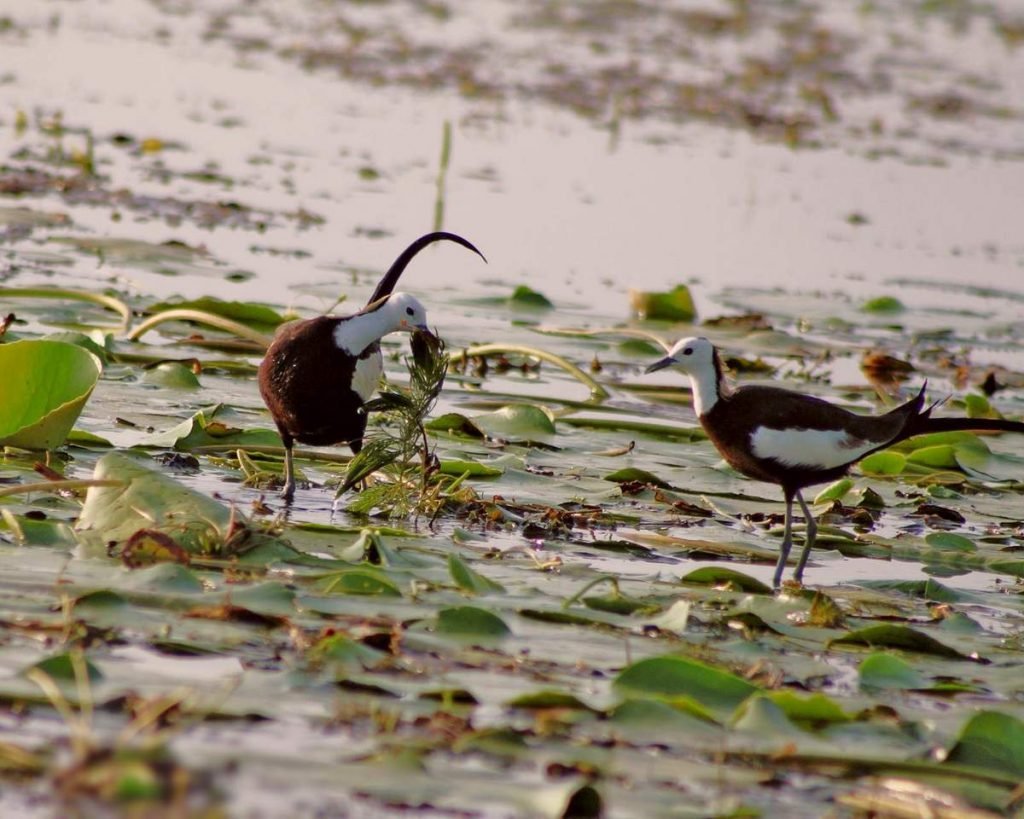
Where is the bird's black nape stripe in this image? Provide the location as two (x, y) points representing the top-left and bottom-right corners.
(712, 348), (725, 393)
(367, 231), (487, 305)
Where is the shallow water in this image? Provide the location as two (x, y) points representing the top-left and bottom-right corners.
(3, 0), (1024, 815)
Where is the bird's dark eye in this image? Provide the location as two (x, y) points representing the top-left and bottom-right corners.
(683, 347), (693, 355)
(406, 306), (414, 316)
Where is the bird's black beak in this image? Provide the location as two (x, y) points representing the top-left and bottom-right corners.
(645, 356), (674, 374)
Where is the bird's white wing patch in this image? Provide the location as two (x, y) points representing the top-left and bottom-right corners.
(351, 352), (383, 402)
(750, 426), (880, 470)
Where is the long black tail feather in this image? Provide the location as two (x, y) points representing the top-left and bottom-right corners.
(909, 415), (1024, 436)
(367, 231), (486, 305)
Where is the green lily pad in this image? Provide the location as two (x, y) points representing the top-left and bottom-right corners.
(861, 295), (904, 313)
(76, 452), (239, 554)
(438, 459), (503, 478)
(828, 624), (973, 660)
(945, 711), (1024, 778)
(630, 285), (696, 321)
(140, 404), (281, 450)
(26, 652), (103, 683)
(603, 467), (672, 488)
(0, 340), (102, 449)
(141, 362), (201, 389)
(145, 296), (286, 329)
(448, 554), (505, 595)
(508, 285), (553, 309)
(613, 655), (759, 719)
(471, 404), (557, 445)
(858, 450), (906, 476)
(680, 567), (773, 594)
(858, 653), (928, 691)
(435, 606), (511, 638)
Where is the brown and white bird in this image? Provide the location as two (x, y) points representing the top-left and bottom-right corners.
(646, 336), (1024, 587)
(259, 231), (484, 499)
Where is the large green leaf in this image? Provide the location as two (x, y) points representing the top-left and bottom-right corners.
(945, 711), (1024, 778)
(0, 339), (102, 449)
(630, 285), (696, 321)
(828, 625), (972, 660)
(76, 452), (238, 554)
(471, 404), (557, 445)
(858, 653), (927, 691)
(139, 404), (281, 450)
(613, 655), (759, 720)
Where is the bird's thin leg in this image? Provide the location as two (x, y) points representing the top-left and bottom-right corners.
(793, 490), (817, 583)
(281, 444), (296, 502)
(773, 491), (795, 588)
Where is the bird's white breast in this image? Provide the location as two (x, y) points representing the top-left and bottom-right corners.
(749, 426), (880, 470)
(351, 351), (383, 402)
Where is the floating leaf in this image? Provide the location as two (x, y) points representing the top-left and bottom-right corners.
(506, 690), (594, 710)
(435, 606), (511, 638)
(613, 655), (759, 719)
(828, 624), (972, 660)
(861, 295), (904, 313)
(140, 405), (281, 450)
(471, 404), (557, 445)
(145, 297), (286, 329)
(814, 478), (853, 504)
(0, 340), (102, 449)
(508, 285), (553, 308)
(680, 567), (773, 594)
(26, 652), (102, 682)
(763, 691), (851, 725)
(141, 362), (201, 389)
(448, 554), (505, 595)
(317, 568), (403, 597)
(77, 452), (245, 555)
(945, 711), (1024, 778)
(630, 285), (696, 322)
(308, 633), (387, 670)
(425, 413), (485, 438)
(603, 467), (672, 488)
(906, 444), (958, 468)
(438, 459), (503, 478)
(924, 532), (976, 552)
(858, 451), (906, 475)
(858, 653), (927, 691)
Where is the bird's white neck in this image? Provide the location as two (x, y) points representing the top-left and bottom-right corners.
(688, 362), (724, 417)
(332, 306), (398, 356)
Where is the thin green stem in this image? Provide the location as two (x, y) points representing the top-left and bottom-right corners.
(0, 287), (132, 331)
(450, 343), (610, 401)
(127, 309), (273, 348)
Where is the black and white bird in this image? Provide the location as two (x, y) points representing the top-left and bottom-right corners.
(259, 231), (485, 500)
(646, 336), (1024, 587)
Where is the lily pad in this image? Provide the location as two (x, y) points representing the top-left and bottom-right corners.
(0, 339), (102, 449)
(613, 655), (759, 720)
(471, 404), (557, 445)
(630, 285), (696, 322)
(76, 452), (239, 554)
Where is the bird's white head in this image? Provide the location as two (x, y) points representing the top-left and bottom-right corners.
(644, 336), (723, 416)
(382, 292), (429, 333)
(645, 337), (716, 376)
(333, 292), (430, 356)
